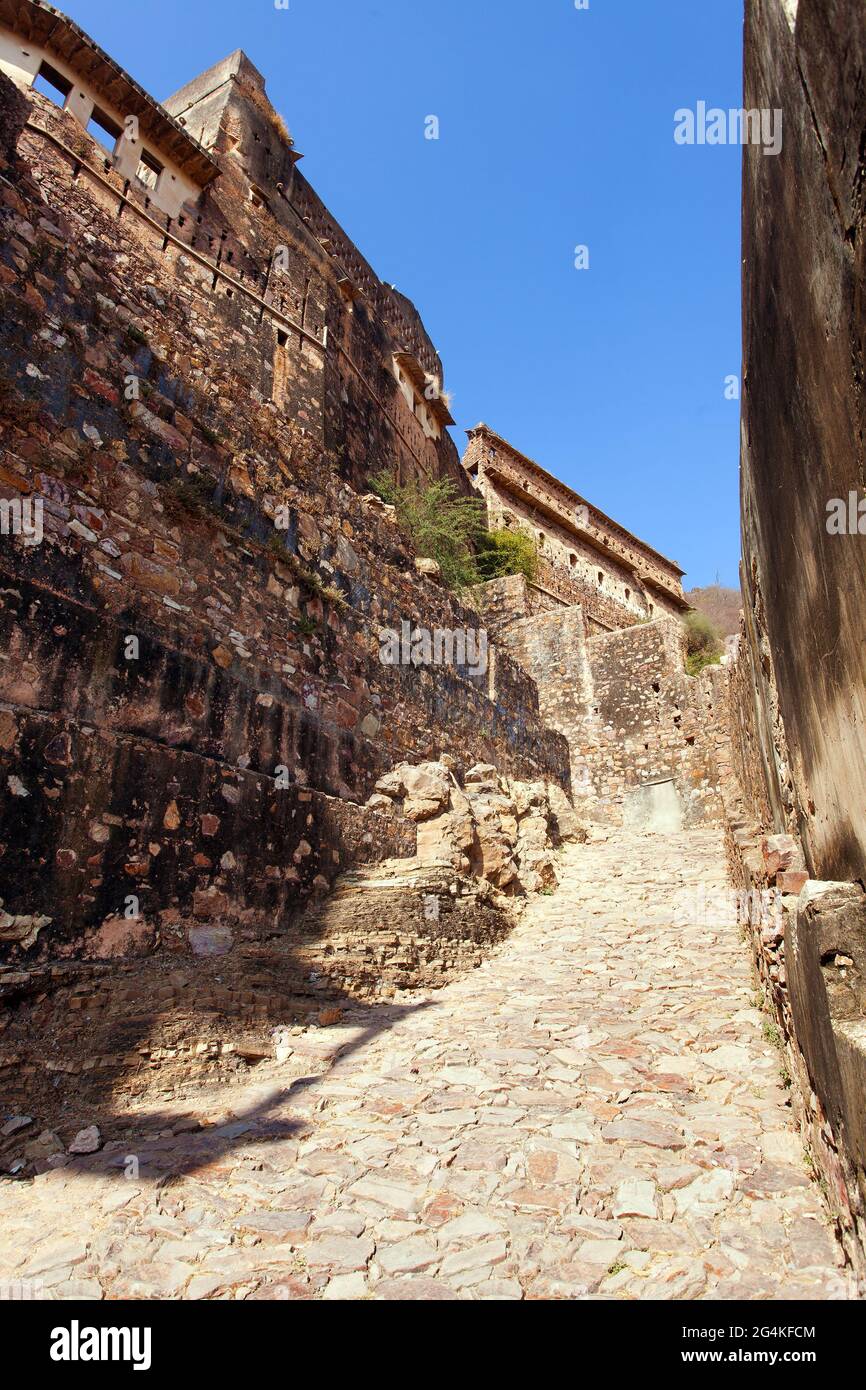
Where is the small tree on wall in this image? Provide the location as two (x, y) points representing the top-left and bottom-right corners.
(370, 473), (542, 592)
(475, 527), (538, 583)
(370, 471), (485, 589)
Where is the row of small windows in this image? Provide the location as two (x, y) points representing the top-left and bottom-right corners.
(32, 60), (165, 192)
(533, 528), (637, 605)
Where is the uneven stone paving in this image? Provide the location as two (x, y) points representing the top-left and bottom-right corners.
(1, 830), (860, 1300)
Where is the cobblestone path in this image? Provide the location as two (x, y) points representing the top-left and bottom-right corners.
(0, 830), (858, 1300)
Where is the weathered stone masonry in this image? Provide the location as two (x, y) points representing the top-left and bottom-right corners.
(460, 428), (726, 832)
(473, 578), (725, 828)
(724, 0), (866, 1275)
(0, 7), (724, 955)
(0, 2), (580, 1129)
(463, 423), (689, 631)
(0, 0), (864, 1299)
(0, 4), (732, 1182)
(0, 19), (570, 944)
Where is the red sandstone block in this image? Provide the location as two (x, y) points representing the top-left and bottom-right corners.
(777, 869), (808, 895)
(193, 889), (229, 918)
(0, 185), (26, 213)
(83, 368), (120, 406)
(762, 833), (804, 877)
(23, 281), (45, 311)
(0, 463), (30, 492)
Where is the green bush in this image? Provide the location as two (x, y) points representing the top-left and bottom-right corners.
(682, 610), (724, 676)
(370, 473), (542, 592)
(475, 527), (538, 582)
(370, 471), (485, 590)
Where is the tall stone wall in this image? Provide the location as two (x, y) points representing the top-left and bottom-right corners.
(583, 621), (724, 826)
(0, 67), (568, 971)
(727, 0), (866, 1273)
(468, 574), (550, 632)
(740, 0), (866, 882)
(483, 587), (725, 827)
(162, 49), (463, 499)
(492, 603), (594, 791)
(468, 567), (639, 635)
(15, 50), (465, 500)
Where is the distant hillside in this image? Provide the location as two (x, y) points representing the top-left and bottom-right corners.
(686, 585), (742, 637)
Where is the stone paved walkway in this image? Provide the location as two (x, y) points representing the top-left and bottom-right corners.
(0, 830), (858, 1300)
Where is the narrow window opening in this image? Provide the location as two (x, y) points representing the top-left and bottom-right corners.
(87, 106), (122, 155)
(33, 61), (72, 107)
(272, 333), (290, 408)
(135, 148), (163, 190)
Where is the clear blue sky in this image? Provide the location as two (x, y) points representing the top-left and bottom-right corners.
(64, 0), (744, 589)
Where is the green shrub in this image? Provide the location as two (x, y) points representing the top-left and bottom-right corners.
(370, 471), (485, 590)
(475, 527), (538, 582)
(321, 581), (348, 608)
(682, 610), (724, 676)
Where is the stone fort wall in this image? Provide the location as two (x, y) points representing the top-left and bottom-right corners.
(722, 0), (866, 1274)
(475, 575), (726, 828)
(0, 64), (569, 978)
(463, 425), (688, 632)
